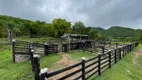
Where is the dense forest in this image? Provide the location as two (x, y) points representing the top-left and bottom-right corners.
(0, 14), (142, 42)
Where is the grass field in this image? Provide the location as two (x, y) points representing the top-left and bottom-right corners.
(0, 38), (141, 80)
(0, 48), (63, 80)
(67, 50), (97, 61)
(0, 45), (95, 80)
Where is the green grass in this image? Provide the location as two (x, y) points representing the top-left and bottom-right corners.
(0, 48), (62, 80)
(40, 54), (62, 69)
(89, 44), (142, 80)
(0, 38), (141, 80)
(66, 50), (97, 61)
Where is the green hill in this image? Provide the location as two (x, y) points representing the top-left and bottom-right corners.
(92, 26), (141, 38)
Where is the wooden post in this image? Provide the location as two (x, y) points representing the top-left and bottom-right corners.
(123, 47), (125, 57)
(114, 49), (117, 63)
(126, 45), (128, 54)
(40, 68), (48, 80)
(53, 43), (55, 53)
(124, 45), (126, 55)
(102, 46), (104, 55)
(63, 43), (68, 52)
(116, 42), (118, 49)
(30, 49), (34, 71)
(98, 53), (101, 76)
(119, 48), (121, 60)
(130, 44), (131, 52)
(108, 50), (111, 68)
(82, 57), (86, 80)
(44, 43), (48, 55)
(12, 39), (16, 62)
(55, 43), (58, 53)
(33, 54), (40, 80)
(109, 41), (111, 47)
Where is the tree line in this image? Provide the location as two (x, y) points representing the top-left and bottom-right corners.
(0, 15), (105, 40)
(0, 14), (142, 42)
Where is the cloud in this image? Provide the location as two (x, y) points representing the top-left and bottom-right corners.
(0, 0), (142, 29)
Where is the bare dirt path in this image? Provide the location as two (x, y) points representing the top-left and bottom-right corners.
(133, 49), (142, 64)
(47, 53), (101, 80)
(48, 53), (82, 80)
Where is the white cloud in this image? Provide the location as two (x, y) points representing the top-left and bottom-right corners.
(0, 0), (142, 29)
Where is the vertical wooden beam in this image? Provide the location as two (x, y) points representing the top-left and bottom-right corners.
(33, 55), (40, 80)
(98, 53), (101, 76)
(108, 50), (112, 68)
(12, 39), (16, 63)
(44, 43), (48, 55)
(82, 57), (86, 80)
(114, 49), (117, 63)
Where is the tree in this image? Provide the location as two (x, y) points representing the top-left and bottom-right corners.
(0, 21), (6, 38)
(139, 30), (142, 42)
(52, 18), (71, 37)
(90, 30), (99, 40)
(72, 21), (86, 34)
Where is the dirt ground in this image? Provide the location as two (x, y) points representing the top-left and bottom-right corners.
(48, 53), (82, 80)
(47, 53), (108, 80)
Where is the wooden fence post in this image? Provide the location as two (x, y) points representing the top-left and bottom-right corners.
(108, 50), (111, 68)
(101, 46), (104, 55)
(33, 54), (40, 80)
(12, 39), (16, 62)
(98, 53), (101, 76)
(130, 44), (132, 52)
(125, 45), (127, 55)
(54, 43), (58, 53)
(109, 41), (111, 47)
(53, 43), (55, 53)
(30, 49), (34, 71)
(126, 45), (128, 54)
(94, 41), (96, 49)
(119, 48), (121, 60)
(62, 43), (68, 52)
(40, 68), (48, 80)
(116, 42), (118, 49)
(123, 47), (125, 57)
(82, 57), (86, 80)
(114, 49), (117, 63)
(44, 43), (48, 55)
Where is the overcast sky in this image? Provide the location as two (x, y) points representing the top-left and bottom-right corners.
(0, 0), (142, 29)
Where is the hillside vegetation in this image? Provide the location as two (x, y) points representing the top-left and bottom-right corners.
(0, 14), (142, 42)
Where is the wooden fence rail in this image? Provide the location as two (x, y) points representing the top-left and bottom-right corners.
(12, 40), (58, 62)
(31, 42), (139, 80)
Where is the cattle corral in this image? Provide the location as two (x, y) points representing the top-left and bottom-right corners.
(10, 34), (139, 80)
(31, 42), (138, 80)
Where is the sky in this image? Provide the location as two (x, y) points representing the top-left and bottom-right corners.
(0, 0), (142, 29)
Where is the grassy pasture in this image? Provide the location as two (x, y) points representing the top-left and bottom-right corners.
(0, 38), (141, 80)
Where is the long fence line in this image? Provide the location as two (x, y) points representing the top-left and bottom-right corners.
(31, 42), (139, 80)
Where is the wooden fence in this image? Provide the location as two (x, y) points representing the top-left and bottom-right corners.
(62, 40), (109, 52)
(31, 42), (139, 80)
(12, 40), (58, 62)
(12, 40), (31, 62)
